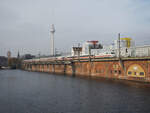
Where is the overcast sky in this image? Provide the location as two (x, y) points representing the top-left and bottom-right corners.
(0, 0), (150, 57)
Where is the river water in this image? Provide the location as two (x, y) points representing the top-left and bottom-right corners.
(0, 70), (150, 113)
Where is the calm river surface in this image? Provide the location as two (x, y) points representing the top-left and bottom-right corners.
(0, 70), (150, 113)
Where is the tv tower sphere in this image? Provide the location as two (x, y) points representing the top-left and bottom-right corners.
(50, 24), (55, 56)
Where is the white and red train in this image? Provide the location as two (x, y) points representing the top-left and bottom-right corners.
(24, 54), (115, 63)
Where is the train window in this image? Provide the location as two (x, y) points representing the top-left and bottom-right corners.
(128, 71), (132, 75)
(140, 72), (144, 76)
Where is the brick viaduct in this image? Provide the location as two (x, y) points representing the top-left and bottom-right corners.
(22, 57), (150, 83)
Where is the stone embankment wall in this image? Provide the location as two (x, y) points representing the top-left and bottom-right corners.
(22, 57), (150, 82)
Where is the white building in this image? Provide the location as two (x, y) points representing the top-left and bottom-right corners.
(114, 38), (135, 57)
(114, 38), (135, 49)
(135, 45), (150, 57)
(71, 38), (150, 58)
(81, 41), (103, 56)
(114, 38), (150, 57)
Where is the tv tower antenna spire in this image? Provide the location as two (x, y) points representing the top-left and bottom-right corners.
(50, 24), (55, 56)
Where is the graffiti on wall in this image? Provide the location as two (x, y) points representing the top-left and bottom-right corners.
(127, 64), (145, 77)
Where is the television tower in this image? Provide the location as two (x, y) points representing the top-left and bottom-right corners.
(50, 24), (55, 56)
